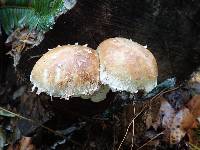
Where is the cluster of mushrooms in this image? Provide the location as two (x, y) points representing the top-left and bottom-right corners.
(30, 37), (158, 102)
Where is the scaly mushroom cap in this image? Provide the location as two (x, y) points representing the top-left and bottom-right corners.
(30, 45), (100, 99)
(97, 37), (158, 93)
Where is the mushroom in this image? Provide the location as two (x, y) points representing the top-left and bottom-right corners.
(30, 37), (158, 102)
(30, 44), (104, 101)
(97, 37), (158, 94)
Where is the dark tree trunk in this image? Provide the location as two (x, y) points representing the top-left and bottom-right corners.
(17, 0), (200, 84)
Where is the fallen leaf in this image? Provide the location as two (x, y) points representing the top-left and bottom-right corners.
(153, 96), (196, 144)
(19, 137), (36, 150)
(8, 136), (36, 150)
(169, 107), (195, 144)
(186, 95), (200, 118)
(153, 97), (175, 130)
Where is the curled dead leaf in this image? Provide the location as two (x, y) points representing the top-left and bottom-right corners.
(8, 136), (36, 150)
(153, 97), (175, 130)
(19, 137), (36, 150)
(186, 95), (200, 118)
(170, 107), (195, 144)
(153, 96), (196, 144)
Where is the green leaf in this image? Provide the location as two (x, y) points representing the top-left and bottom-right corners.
(0, 0), (76, 34)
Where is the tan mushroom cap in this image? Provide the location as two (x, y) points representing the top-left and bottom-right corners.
(30, 44), (100, 99)
(97, 37), (158, 93)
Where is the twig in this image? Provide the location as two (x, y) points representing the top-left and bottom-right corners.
(131, 101), (135, 150)
(117, 105), (147, 150)
(162, 86), (180, 95)
(0, 106), (64, 138)
(136, 131), (164, 150)
(117, 87), (179, 150)
(28, 54), (42, 60)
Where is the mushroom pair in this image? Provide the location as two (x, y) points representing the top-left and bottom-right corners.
(30, 37), (158, 102)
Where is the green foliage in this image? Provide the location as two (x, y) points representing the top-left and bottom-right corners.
(194, 126), (200, 139)
(189, 126), (200, 150)
(0, 0), (76, 34)
(190, 143), (200, 150)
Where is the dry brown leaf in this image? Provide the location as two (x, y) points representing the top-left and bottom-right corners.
(6, 28), (43, 67)
(186, 95), (200, 118)
(19, 137), (35, 150)
(8, 136), (36, 150)
(153, 96), (196, 144)
(153, 97), (175, 130)
(169, 107), (195, 144)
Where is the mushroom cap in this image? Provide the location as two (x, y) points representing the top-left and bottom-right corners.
(30, 45), (100, 99)
(97, 37), (158, 93)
